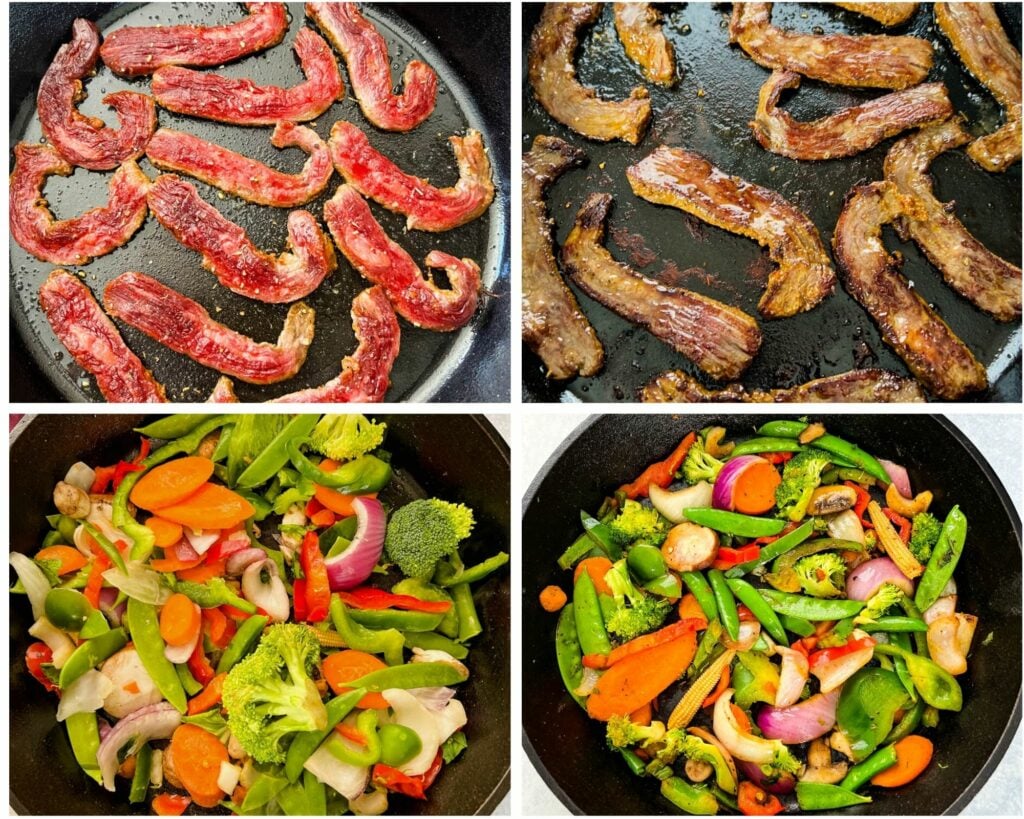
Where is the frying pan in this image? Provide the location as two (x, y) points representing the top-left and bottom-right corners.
(9, 413), (510, 815)
(521, 3), (1022, 403)
(522, 414), (1022, 814)
(9, 2), (510, 403)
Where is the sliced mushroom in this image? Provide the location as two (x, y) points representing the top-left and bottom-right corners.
(661, 522), (719, 572)
(798, 422), (826, 444)
(54, 481), (91, 519)
(800, 738), (848, 784)
(828, 730), (856, 760)
(807, 485), (857, 516)
(685, 758), (713, 782)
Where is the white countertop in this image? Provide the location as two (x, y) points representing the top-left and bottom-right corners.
(521, 413), (1022, 816)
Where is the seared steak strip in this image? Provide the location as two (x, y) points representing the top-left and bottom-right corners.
(529, 3), (652, 144)
(561, 193), (762, 381)
(729, 2), (932, 89)
(613, 3), (676, 86)
(884, 120), (1021, 321)
(522, 135), (604, 380)
(935, 2), (1022, 172)
(627, 145), (835, 318)
(834, 3), (918, 27)
(752, 71), (952, 160)
(641, 369), (926, 403)
(833, 182), (987, 399)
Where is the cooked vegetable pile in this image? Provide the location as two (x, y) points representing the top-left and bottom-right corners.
(12, 414), (508, 815)
(543, 420), (975, 815)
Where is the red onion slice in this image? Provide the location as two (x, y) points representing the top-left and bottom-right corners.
(324, 497), (386, 591)
(847, 557), (915, 601)
(737, 759), (796, 795)
(97, 702), (181, 791)
(712, 456), (767, 511)
(878, 458), (911, 497)
(756, 689), (839, 744)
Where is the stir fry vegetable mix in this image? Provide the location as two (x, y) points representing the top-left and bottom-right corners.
(11, 414), (509, 815)
(545, 421), (976, 815)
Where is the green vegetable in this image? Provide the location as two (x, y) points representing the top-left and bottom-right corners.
(308, 414), (386, 462)
(436, 552), (510, 587)
(379, 723), (422, 767)
(216, 614), (270, 674)
(82, 523), (127, 574)
(183, 710), (230, 741)
(793, 552), (847, 598)
(620, 748), (648, 776)
(330, 598), (404, 666)
(175, 662), (204, 697)
(757, 588), (865, 620)
(227, 415), (289, 485)
(915, 506), (967, 612)
(605, 713), (667, 749)
(65, 711), (102, 784)
(682, 435), (726, 485)
(603, 559), (672, 641)
(644, 573), (683, 598)
(908, 512), (941, 563)
(628, 544), (668, 581)
(860, 616), (929, 633)
(125, 598), (187, 712)
(610, 500), (668, 546)
(729, 437), (805, 457)
(796, 782), (871, 810)
(683, 508), (785, 538)
(873, 644), (963, 711)
(836, 667), (910, 761)
(853, 582), (906, 625)
(176, 577), (257, 613)
(347, 608), (445, 632)
(661, 776), (718, 815)
(442, 731), (468, 764)
(707, 570), (739, 641)
(344, 660), (468, 691)
(724, 520), (815, 577)
(669, 732), (737, 794)
(325, 709), (382, 766)
(557, 528), (602, 570)
(733, 651), (780, 708)
(774, 449), (832, 522)
(283, 687), (365, 782)
(44, 588), (95, 631)
(135, 415), (215, 439)
(778, 613), (815, 637)
(556, 604), (586, 708)
(757, 421), (889, 483)
(573, 570), (612, 656)
(840, 744), (898, 791)
(580, 511), (624, 560)
(222, 624), (328, 764)
(287, 440), (392, 492)
(129, 743), (153, 804)
(681, 571), (718, 622)
(886, 697), (925, 743)
(725, 578), (788, 645)
(392, 578), (458, 638)
(384, 498), (474, 578)
(690, 619), (723, 678)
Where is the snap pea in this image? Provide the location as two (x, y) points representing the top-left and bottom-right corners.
(681, 571), (718, 622)
(724, 520), (815, 578)
(840, 743), (898, 791)
(707, 570), (739, 641)
(728, 437), (804, 457)
(211, 424), (234, 463)
(284, 687), (365, 782)
(725, 578), (788, 646)
(574, 570), (612, 656)
(757, 589), (865, 620)
(628, 544), (667, 581)
(451, 579), (482, 642)
(347, 608), (445, 632)
(402, 631), (469, 659)
(286, 440), (392, 492)
(683, 508), (786, 538)
(80, 609), (110, 639)
(886, 697), (925, 744)
(620, 749), (647, 776)
(556, 604), (587, 708)
(343, 660), (468, 692)
(129, 742), (153, 803)
(329, 598), (404, 666)
(897, 595), (930, 656)
(58, 627), (127, 689)
(437, 552), (510, 587)
(391, 578), (458, 638)
(235, 415), (319, 489)
(690, 619), (723, 678)
(778, 613), (815, 638)
(323, 709), (381, 766)
(216, 614), (270, 673)
(756, 421), (888, 483)
(661, 777), (718, 815)
(82, 522), (127, 574)
(135, 415), (216, 440)
(915, 505), (967, 612)
(302, 770), (327, 817)
(175, 662), (204, 696)
(861, 616), (929, 633)
(125, 599), (187, 712)
(796, 782), (871, 810)
(888, 631), (917, 701)
(873, 644), (962, 711)
(65, 711), (103, 784)
(176, 578), (257, 614)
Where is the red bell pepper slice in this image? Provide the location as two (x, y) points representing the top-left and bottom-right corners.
(738, 781), (784, 815)
(808, 634), (876, 669)
(83, 552), (112, 609)
(300, 531), (330, 623)
(845, 481), (875, 529)
(882, 508), (912, 542)
(152, 794), (191, 815)
(26, 642), (58, 692)
(90, 465), (118, 494)
(293, 578), (309, 622)
(373, 752), (443, 800)
(133, 436), (151, 464)
(762, 451), (794, 466)
(338, 587), (453, 614)
(112, 459), (145, 489)
(711, 543), (760, 570)
(187, 640), (216, 685)
(618, 432), (697, 500)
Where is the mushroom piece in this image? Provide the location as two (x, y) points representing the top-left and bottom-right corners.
(828, 730), (856, 760)
(661, 522), (719, 572)
(799, 738), (848, 784)
(54, 481), (91, 519)
(806, 485), (857, 516)
(685, 758), (714, 782)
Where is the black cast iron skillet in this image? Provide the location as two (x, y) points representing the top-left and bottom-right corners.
(10, 2), (510, 403)
(521, 3), (1022, 403)
(9, 414), (510, 815)
(522, 414), (1022, 815)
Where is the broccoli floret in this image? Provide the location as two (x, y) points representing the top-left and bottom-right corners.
(681, 436), (726, 485)
(222, 624), (328, 764)
(775, 450), (832, 521)
(794, 552), (847, 598)
(609, 500), (667, 546)
(603, 560), (671, 641)
(645, 730), (739, 792)
(308, 414), (386, 462)
(384, 498), (475, 578)
(605, 714), (667, 750)
(909, 512), (941, 563)
(854, 582), (905, 625)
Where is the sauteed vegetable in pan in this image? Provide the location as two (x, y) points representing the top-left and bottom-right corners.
(543, 420), (977, 813)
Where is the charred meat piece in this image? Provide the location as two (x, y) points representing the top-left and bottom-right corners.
(306, 2), (436, 132)
(39, 270), (166, 403)
(207, 377), (239, 403)
(328, 121), (493, 232)
(529, 3), (652, 144)
(37, 19), (156, 171)
(151, 28), (343, 126)
(324, 185), (480, 332)
(10, 144), (149, 265)
(935, 2), (1022, 172)
(752, 71), (952, 160)
(834, 3), (918, 27)
(613, 3), (676, 86)
(522, 135), (604, 380)
(833, 182), (988, 399)
(146, 124), (333, 208)
(104, 272), (316, 385)
(640, 368), (927, 402)
(884, 120), (1021, 321)
(729, 2), (932, 89)
(561, 193), (762, 381)
(98, 2), (288, 77)
(627, 145), (835, 318)
(272, 286), (400, 403)
(147, 175), (336, 304)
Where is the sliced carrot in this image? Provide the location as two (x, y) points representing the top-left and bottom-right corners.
(629, 701), (653, 726)
(160, 593), (201, 647)
(202, 607), (233, 649)
(870, 735), (934, 787)
(314, 459), (378, 516)
(310, 508), (337, 528)
(587, 632), (698, 721)
(154, 483), (254, 530)
(149, 554), (204, 573)
(606, 618), (702, 667)
(152, 793), (191, 816)
(573, 557), (614, 596)
(130, 456), (215, 512)
(336, 724), (368, 746)
(175, 558), (227, 583)
(83, 553), (111, 609)
(35, 545), (88, 575)
(731, 702), (752, 733)
(168, 723), (229, 808)
(733, 461), (782, 515)
(323, 650), (390, 709)
(123, 680), (141, 695)
(539, 585), (568, 613)
(678, 592), (709, 629)
(146, 517), (184, 548)
(187, 673), (227, 716)
(702, 663), (731, 708)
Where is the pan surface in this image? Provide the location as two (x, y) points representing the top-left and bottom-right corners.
(9, 413), (510, 815)
(522, 414), (1022, 815)
(521, 2), (1021, 403)
(10, 2), (510, 403)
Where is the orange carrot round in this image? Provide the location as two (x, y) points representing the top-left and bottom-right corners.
(323, 650), (390, 709)
(146, 517), (184, 548)
(153, 483), (255, 530)
(871, 735), (934, 787)
(35, 545), (88, 575)
(539, 585), (568, 612)
(733, 461), (782, 515)
(160, 593), (201, 647)
(187, 673), (227, 716)
(574, 557), (614, 596)
(130, 456), (215, 511)
(168, 724), (229, 808)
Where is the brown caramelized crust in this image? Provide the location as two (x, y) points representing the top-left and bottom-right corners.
(613, 3), (676, 86)
(729, 2), (932, 89)
(529, 3), (652, 144)
(834, 3), (918, 27)
(626, 145), (835, 318)
(832, 182), (987, 399)
(561, 192), (761, 381)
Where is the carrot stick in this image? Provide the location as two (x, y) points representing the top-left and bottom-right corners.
(168, 724), (229, 808)
(678, 593), (709, 629)
(130, 456), (214, 511)
(573, 557), (614, 596)
(154, 483), (255, 530)
(629, 701), (653, 726)
(187, 673), (226, 716)
(871, 735), (933, 787)
(160, 593), (201, 647)
(606, 618), (702, 667)
(35, 545), (88, 575)
(619, 432), (697, 500)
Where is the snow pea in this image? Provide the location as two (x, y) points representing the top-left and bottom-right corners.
(724, 520), (815, 578)
(329, 597), (404, 666)
(681, 571), (718, 622)
(58, 627), (127, 689)
(837, 667), (909, 761)
(726, 578), (788, 646)
(862, 616), (929, 633)
(45, 587), (95, 631)
(778, 613), (815, 637)
(379, 723), (422, 767)
(343, 660), (468, 692)
(391, 578), (458, 638)
(573, 570), (612, 656)
(175, 662), (204, 696)
(211, 424), (234, 463)
(756, 421), (888, 483)
(628, 544), (667, 581)
(707, 570), (739, 641)
(840, 743), (898, 791)
(129, 742), (153, 803)
(796, 782), (871, 810)
(661, 777), (718, 815)
(437, 552), (510, 587)
(125, 599), (187, 712)
(347, 608), (445, 632)
(82, 522), (127, 574)
(756, 589), (865, 620)
(325, 709), (381, 766)
(874, 644), (963, 711)
(135, 415), (215, 440)
(65, 711), (102, 784)
(286, 440), (392, 492)
(915, 505), (967, 612)
(620, 749), (647, 776)
(216, 614), (270, 673)
(683, 508), (786, 538)
(402, 631), (469, 659)
(556, 603), (587, 708)
(729, 437), (805, 457)
(284, 687), (366, 782)
(235, 415), (319, 489)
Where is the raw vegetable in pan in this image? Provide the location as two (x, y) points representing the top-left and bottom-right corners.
(543, 421), (976, 814)
(10, 414), (509, 815)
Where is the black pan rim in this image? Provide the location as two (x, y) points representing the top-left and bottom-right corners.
(521, 412), (1022, 816)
